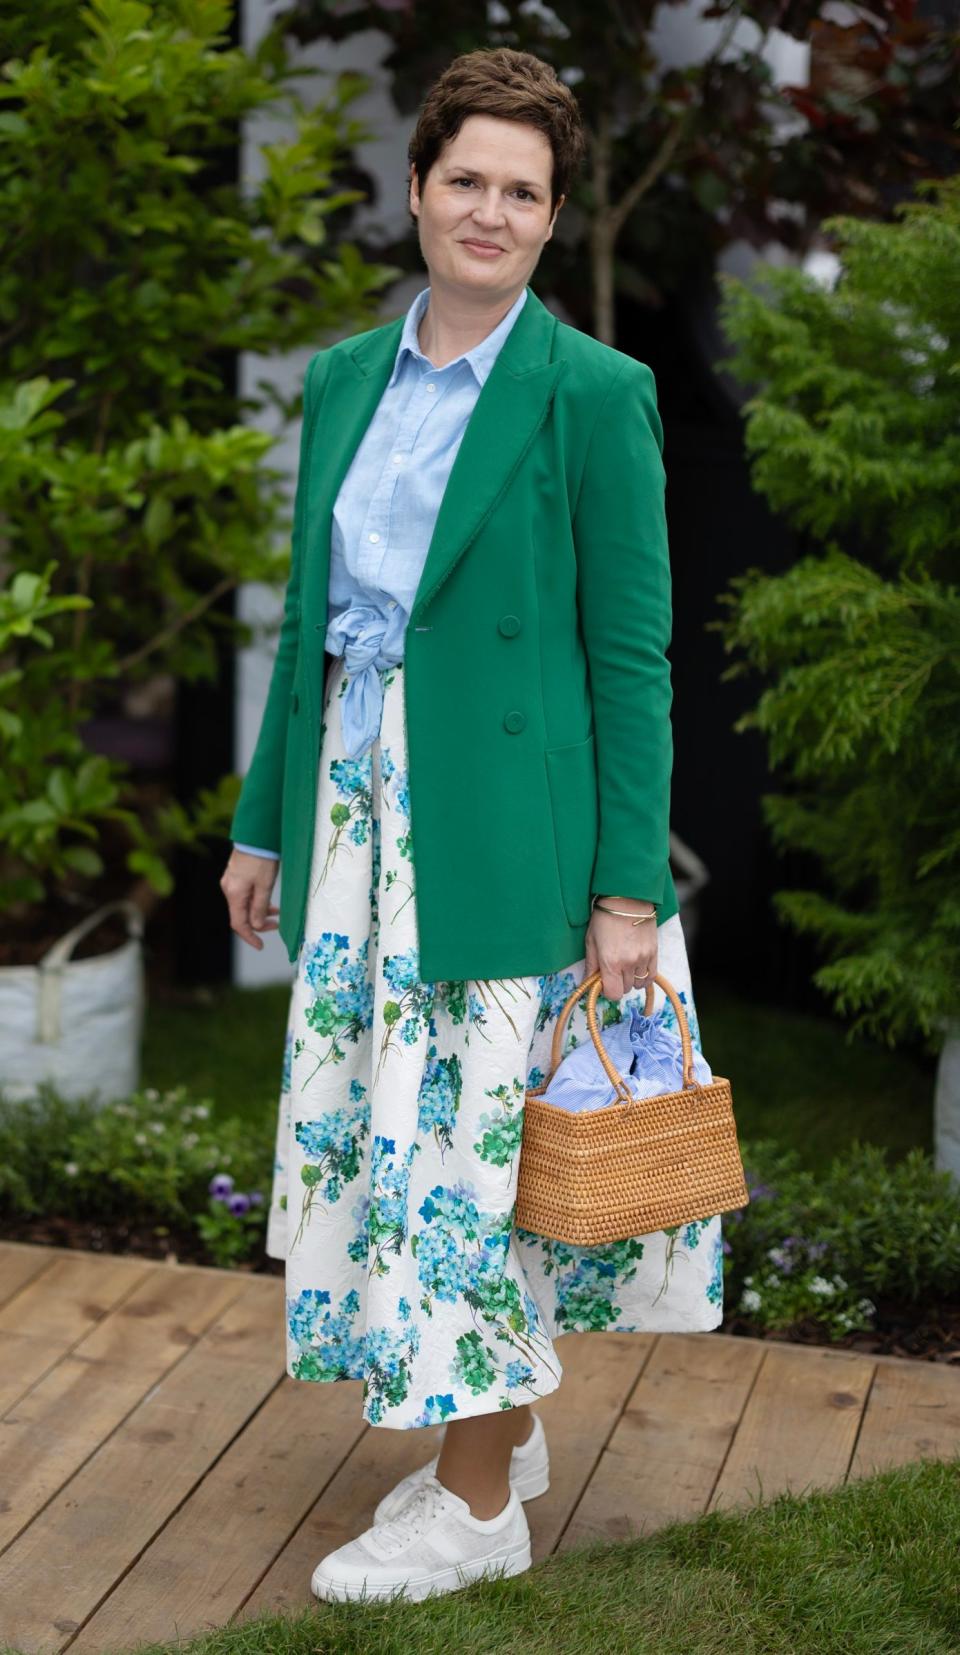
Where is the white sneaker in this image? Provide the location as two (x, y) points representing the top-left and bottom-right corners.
(310, 1474), (531, 1603)
(373, 1409), (550, 1526)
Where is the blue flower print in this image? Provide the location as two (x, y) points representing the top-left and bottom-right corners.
(288, 1288), (365, 1382)
(292, 1080), (370, 1247)
(535, 969), (579, 1034)
(377, 948), (435, 1079)
(318, 755), (373, 883)
(413, 1182), (559, 1383)
(280, 1030), (293, 1097)
(347, 1193), (370, 1265)
(368, 1134), (416, 1278)
(519, 1235), (645, 1333)
(504, 1359), (536, 1391)
(410, 1392), (458, 1428)
(706, 1228), (725, 1308)
(417, 1048), (463, 1158)
(380, 746), (413, 859)
(298, 934), (374, 1083)
(363, 1322), (421, 1424)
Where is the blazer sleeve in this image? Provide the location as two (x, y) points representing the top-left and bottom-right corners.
(229, 350), (325, 853)
(572, 358), (673, 907)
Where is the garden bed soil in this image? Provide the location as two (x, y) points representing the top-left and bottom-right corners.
(3, 1214), (958, 1364)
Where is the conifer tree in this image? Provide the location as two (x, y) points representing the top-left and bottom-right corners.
(717, 178), (959, 1168)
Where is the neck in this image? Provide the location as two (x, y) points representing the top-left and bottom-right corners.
(417, 279), (524, 369)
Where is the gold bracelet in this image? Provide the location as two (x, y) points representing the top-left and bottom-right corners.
(592, 898), (658, 926)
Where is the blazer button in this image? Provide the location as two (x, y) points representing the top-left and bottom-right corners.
(291, 692), (299, 713)
(504, 710), (526, 734)
(498, 613), (521, 637)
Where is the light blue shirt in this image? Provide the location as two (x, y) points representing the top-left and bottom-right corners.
(235, 282), (528, 860)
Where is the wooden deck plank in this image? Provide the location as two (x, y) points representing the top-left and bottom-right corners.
(69, 1372), (368, 1655)
(0, 1265), (252, 1552)
(525, 1331), (659, 1560)
(0, 1253), (154, 1418)
(558, 1331), (764, 1549)
(0, 1279), (282, 1655)
(850, 1361), (960, 1481)
(708, 1342), (875, 1514)
(236, 1397), (444, 1624)
(0, 1243), (62, 1306)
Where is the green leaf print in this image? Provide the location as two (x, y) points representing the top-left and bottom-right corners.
(473, 1076), (525, 1167)
(453, 1330), (498, 1395)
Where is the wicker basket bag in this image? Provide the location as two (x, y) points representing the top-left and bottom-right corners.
(515, 969), (749, 1245)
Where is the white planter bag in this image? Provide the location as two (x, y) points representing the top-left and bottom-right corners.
(0, 900), (145, 1106)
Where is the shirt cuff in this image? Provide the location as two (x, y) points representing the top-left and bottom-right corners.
(234, 842), (280, 861)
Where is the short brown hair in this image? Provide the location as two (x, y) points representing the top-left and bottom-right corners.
(408, 48), (585, 216)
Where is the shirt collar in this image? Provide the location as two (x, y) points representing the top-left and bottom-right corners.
(387, 284), (528, 390)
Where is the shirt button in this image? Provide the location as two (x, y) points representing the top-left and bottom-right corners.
(426, 384), (436, 393)
(498, 614), (521, 638)
(504, 710), (526, 735)
(368, 532), (380, 543)
(393, 453), (403, 464)
(387, 599), (397, 609)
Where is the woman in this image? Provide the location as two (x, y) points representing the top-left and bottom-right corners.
(221, 46), (722, 1604)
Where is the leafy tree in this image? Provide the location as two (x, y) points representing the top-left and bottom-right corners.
(714, 178), (959, 1076)
(0, 0), (398, 948)
(280, 0), (959, 342)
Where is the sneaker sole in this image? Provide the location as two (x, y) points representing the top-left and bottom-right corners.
(311, 1535), (532, 1603)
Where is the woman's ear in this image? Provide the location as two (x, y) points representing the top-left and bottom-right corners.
(545, 194), (565, 241)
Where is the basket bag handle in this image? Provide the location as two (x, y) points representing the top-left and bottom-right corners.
(531, 969), (698, 1105)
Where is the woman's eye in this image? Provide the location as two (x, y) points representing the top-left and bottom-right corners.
(452, 177), (534, 201)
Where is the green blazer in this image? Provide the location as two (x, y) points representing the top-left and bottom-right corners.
(230, 283), (679, 980)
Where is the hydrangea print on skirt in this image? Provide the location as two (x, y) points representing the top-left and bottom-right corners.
(267, 657), (724, 1429)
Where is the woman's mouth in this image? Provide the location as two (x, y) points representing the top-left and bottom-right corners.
(460, 239), (505, 258)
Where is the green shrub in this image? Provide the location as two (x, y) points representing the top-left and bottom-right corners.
(0, 0), (397, 928)
(728, 1137), (960, 1337)
(716, 178), (960, 1053)
(0, 1082), (275, 1267)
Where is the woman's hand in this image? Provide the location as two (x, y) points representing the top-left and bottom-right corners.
(584, 896), (658, 1002)
(220, 849), (280, 950)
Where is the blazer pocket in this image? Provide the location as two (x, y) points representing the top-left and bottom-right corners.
(544, 733), (598, 927)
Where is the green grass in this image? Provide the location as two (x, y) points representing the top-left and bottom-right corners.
(26, 1456), (957, 1655)
(142, 970), (935, 1175)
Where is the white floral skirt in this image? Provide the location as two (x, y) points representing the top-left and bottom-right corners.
(267, 657), (723, 1428)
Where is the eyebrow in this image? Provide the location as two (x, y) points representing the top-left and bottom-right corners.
(443, 166), (544, 190)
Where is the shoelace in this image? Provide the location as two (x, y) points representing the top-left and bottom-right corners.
(372, 1475), (457, 1554)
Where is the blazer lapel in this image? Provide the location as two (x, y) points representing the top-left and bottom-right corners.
(300, 283), (563, 674)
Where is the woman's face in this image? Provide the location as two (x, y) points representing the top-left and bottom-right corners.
(409, 113), (562, 301)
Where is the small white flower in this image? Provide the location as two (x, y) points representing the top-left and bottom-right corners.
(144, 1088), (160, 1102)
(114, 1104), (132, 1118)
(743, 1274), (754, 1287)
(64, 1162), (79, 1177)
(740, 1288), (762, 1312)
(134, 1131), (148, 1146)
(833, 1275), (848, 1291)
(857, 1298), (876, 1318)
(765, 1247), (782, 1263)
(808, 1276), (835, 1297)
(193, 1105), (210, 1120)
(183, 1132), (199, 1149)
(148, 1122), (165, 1134)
